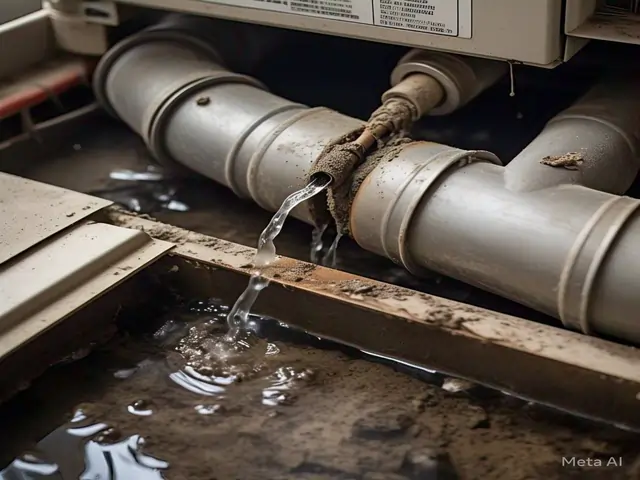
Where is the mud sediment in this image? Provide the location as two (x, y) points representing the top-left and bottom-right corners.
(307, 96), (418, 234)
(367, 98), (416, 132)
(328, 135), (413, 235)
(3, 306), (639, 480)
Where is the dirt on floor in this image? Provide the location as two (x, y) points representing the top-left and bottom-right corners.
(1, 302), (639, 480)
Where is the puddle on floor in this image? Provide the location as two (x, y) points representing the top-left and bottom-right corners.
(1, 299), (639, 480)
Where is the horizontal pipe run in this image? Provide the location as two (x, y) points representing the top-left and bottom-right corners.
(95, 22), (640, 345)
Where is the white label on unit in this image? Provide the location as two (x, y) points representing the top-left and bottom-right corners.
(201, 0), (374, 24)
(201, 0), (472, 37)
(373, 0), (472, 38)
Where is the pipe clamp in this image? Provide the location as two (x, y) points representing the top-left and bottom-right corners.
(387, 147), (500, 275)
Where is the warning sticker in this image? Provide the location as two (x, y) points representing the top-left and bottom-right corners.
(202, 0), (472, 38)
(203, 0), (373, 24)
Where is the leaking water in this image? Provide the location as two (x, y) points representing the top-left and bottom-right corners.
(309, 223), (328, 263)
(226, 174), (331, 340)
(252, 175), (331, 269)
(321, 231), (343, 268)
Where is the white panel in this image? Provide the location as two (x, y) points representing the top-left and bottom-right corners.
(117, 0), (563, 65)
(203, 0), (472, 38)
(0, 221), (174, 360)
(0, 173), (112, 265)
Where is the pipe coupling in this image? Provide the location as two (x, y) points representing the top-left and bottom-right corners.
(350, 142), (501, 274)
(390, 50), (507, 116)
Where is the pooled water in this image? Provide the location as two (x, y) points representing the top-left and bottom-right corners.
(0, 408), (168, 480)
(226, 175), (331, 340)
(3, 297), (633, 479)
(127, 399), (154, 417)
(109, 165), (165, 182)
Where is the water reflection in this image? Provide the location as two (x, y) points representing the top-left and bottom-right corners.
(5, 298), (627, 479)
(0, 410), (167, 480)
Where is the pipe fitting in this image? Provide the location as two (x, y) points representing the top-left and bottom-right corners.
(390, 50), (507, 116)
(558, 195), (640, 336)
(350, 142), (501, 274)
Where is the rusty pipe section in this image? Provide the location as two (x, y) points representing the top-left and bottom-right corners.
(351, 78), (640, 344)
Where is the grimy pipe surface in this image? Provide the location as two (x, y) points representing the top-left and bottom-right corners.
(95, 25), (640, 345)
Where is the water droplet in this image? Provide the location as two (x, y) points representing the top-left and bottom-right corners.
(195, 404), (223, 415)
(310, 223), (328, 263)
(265, 343), (280, 356)
(128, 399), (154, 416)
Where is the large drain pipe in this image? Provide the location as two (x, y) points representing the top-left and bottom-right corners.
(95, 22), (640, 345)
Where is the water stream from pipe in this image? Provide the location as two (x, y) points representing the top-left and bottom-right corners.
(310, 223), (328, 263)
(225, 174), (331, 341)
(322, 231), (343, 268)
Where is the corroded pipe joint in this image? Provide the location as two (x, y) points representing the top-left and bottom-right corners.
(390, 50), (507, 116)
(308, 135), (365, 189)
(368, 98), (416, 133)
